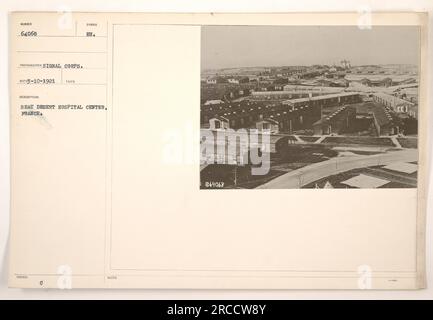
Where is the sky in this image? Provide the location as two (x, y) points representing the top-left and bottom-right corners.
(201, 26), (420, 70)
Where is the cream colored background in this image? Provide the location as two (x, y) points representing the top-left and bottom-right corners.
(0, 1), (430, 298)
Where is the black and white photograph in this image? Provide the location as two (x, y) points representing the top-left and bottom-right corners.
(200, 26), (419, 189)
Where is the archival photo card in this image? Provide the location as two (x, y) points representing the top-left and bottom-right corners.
(200, 26), (419, 189)
(8, 12), (427, 290)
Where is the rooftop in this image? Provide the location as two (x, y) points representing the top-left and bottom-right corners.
(283, 92), (359, 104)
